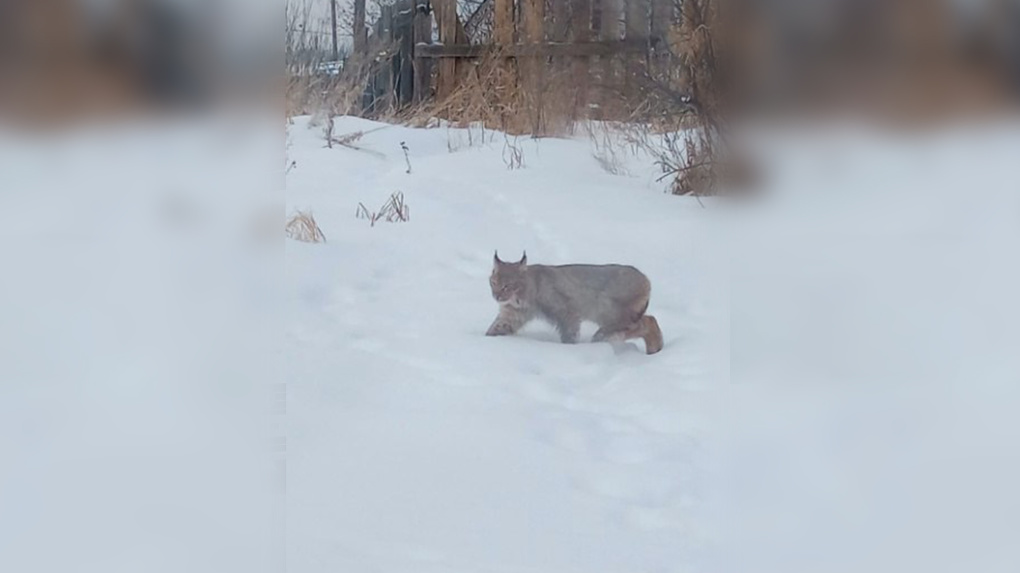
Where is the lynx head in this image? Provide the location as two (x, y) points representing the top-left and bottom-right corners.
(490, 251), (528, 307)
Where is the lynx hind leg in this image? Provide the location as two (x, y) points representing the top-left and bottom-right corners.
(594, 293), (657, 348)
(641, 315), (664, 354)
(592, 324), (626, 343)
(622, 315), (663, 354)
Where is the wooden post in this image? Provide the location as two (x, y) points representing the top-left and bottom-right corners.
(495, 0), (514, 46)
(413, 0), (433, 103)
(625, 0), (649, 99)
(522, 0), (545, 49)
(600, 0), (623, 116)
(601, 0), (623, 44)
(571, 0), (592, 121)
(552, 0), (570, 40)
(435, 0), (458, 99)
(626, 0), (649, 38)
(353, 0), (367, 55)
(377, 4), (394, 113)
(394, 1), (415, 106)
(548, 0), (571, 130)
(521, 0), (545, 133)
(650, 0), (670, 41)
(649, 0), (670, 79)
(330, 0), (339, 60)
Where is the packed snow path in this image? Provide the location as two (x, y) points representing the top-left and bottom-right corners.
(285, 116), (724, 573)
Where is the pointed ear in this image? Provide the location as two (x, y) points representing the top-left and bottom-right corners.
(519, 251), (527, 266)
(493, 250), (501, 266)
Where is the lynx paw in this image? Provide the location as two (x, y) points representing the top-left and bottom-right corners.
(486, 322), (513, 336)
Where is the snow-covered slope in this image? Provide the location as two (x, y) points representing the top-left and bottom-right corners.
(285, 117), (726, 573)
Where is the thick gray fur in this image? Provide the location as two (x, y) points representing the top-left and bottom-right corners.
(486, 251), (663, 354)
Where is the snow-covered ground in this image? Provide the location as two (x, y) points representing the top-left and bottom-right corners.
(725, 120), (1020, 573)
(286, 115), (1020, 573)
(0, 115), (280, 573)
(285, 117), (727, 573)
(4, 111), (1020, 573)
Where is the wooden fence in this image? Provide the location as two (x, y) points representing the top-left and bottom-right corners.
(358, 0), (674, 120)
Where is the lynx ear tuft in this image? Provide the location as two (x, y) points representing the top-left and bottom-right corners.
(494, 250), (502, 265)
(519, 251), (527, 266)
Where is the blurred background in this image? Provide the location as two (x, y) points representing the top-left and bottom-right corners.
(0, 0), (278, 124)
(726, 0), (1020, 121)
(0, 0), (1017, 125)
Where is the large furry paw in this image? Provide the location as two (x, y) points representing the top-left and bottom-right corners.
(486, 322), (513, 336)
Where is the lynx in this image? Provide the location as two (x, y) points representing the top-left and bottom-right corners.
(485, 251), (664, 354)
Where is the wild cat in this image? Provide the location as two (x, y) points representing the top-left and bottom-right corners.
(486, 251), (664, 354)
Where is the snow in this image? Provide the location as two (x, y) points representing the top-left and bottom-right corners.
(725, 119), (1020, 573)
(4, 109), (1020, 573)
(285, 116), (726, 573)
(0, 114), (280, 573)
(286, 114), (1020, 573)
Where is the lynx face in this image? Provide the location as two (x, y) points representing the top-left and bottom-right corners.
(490, 252), (528, 307)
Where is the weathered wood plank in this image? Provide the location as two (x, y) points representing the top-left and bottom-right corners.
(353, 0), (367, 54)
(395, 0), (415, 105)
(521, 0), (546, 132)
(624, 0), (649, 99)
(431, 0), (470, 44)
(601, 0), (623, 40)
(374, 4), (395, 113)
(625, 0), (649, 39)
(521, 0), (544, 43)
(650, 0), (670, 40)
(552, 0), (571, 42)
(494, 0), (514, 46)
(600, 0), (624, 116)
(572, 0), (593, 43)
(412, 0), (432, 103)
(571, 0), (592, 121)
(548, 0), (573, 128)
(415, 40), (649, 58)
(649, 0), (671, 80)
(435, 0), (458, 99)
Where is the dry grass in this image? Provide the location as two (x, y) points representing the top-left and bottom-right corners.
(406, 46), (589, 137)
(289, 50), (382, 120)
(408, 47), (529, 134)
(621, 0), (738, 197)
(586, 121), (644, 176)
(656, 129), (716, 196)
(401, 1), (732, 196)
(356, 191), (410, 226)
(286, 210), (327, 243)
(502, 134), (525, 170)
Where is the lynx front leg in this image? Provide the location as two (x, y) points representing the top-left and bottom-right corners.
(486, 307), (528, 336)
(556, 316), (582, 344)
